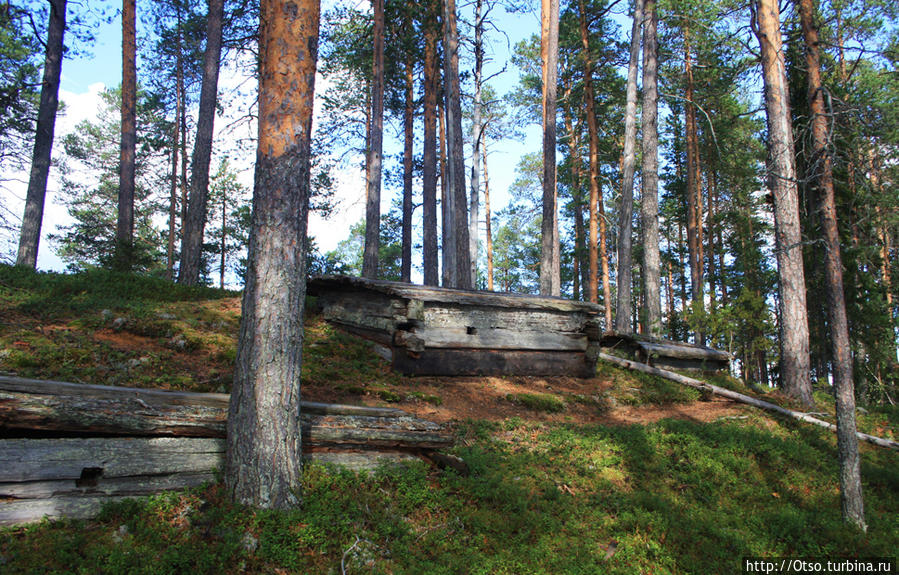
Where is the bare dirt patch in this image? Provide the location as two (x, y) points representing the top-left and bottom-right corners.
(303, 373), (747, 427)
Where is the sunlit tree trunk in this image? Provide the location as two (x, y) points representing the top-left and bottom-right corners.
(578, 0), (598, 305)
(225, 0), (319, 509)
(539, 0), (560, 296)
(422, 4), (439, 286)
(483, 146), (494, 291)
(116, 0), (137, 270)
(799, 0), (865, 530)
(439, 95), (454, 286)
(362, 0), (385, 279)
(684, 26), (704, 343)
(641, 0), (661, 336)
(469, 0), (484, 287)
(180, 0), (225, 284)
(614, 0), (643, 331)
(17, 0), (66, 269)
(754, 0), (814, 408)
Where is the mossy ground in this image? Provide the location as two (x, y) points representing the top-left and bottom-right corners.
(1, 266), (897, 574)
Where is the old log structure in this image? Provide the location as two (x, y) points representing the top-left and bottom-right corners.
(0, 376), (453, 525)
(307, 275), (604, 377)
(600, 332), (732, 372)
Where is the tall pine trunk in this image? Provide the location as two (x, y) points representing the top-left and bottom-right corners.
(798, 0), (865, 530)
(439, 95), (454, 286)
(442, 0), (471, 288)
(166, 117), (179, 280)
(17, 0), (66, 269)
(469, 0), (484, 287)
(754, 0), (814, 408)
(614, 0), (643, 332)
(116, 0), (137, 271)
(640, 0), (661, 336)
(362, 0), (385, 279)
(539, 0), (560, 296)
(579, 0), (599, 305)
(180, 0), (225, 285)
(401, 50), (414, 283)
(684, 27), (704, 343)
(422, 6), (440, 286)
(225, 0), (319, 509)
(483, 146), (494, 291)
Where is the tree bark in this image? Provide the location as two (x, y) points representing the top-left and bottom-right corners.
(401, 50), (414, 283)
(442, 0), (471, 289)
(539, 0), (560, 296)
(179, 0), (225, 285)
(166, 111), (180, 281)
(753, 0), (814, 408)
(640, 0), (660, 337)
(422, 8), (440, 287)
(362, 0), (385, 279)
(684, 27), (704, 344)
(439, 95), (454, 287)
(17, 0), (66, 269)
(469, 0), (484, 287)
(614, 0), (643, 332)
(220, 188), (226, 288)
(798, 0), (865, 531)
(483, 146), (494, 291)
(578, 0), (599, 305)
(116, 0), (137, 270)
(225, 0), (319, 510)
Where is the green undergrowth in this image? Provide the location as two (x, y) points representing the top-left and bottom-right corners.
(3, 417), (897, 574)
(597, 361), (702, 406)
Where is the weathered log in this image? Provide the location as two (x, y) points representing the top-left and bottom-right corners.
(0, 438), (428, 525)
(392, 348), (595, 378)
(396, 327), (589, 352)
(0, 376), (449, 449)
(601, 332), (731, 372)
(598, 352), (899, 451)
(308, 275), (604, 314)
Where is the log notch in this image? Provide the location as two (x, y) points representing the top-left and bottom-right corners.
(600, 332), (732, 373)
(0, 376), (453, 525)
(307, 275), (603, 377)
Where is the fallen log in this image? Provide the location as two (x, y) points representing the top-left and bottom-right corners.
(598, 352), (899, 451)
(0, 437), (426, 525)
(0, 376), (445, 449)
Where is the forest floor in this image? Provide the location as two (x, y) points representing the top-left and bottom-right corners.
(1, 266), (897, 574)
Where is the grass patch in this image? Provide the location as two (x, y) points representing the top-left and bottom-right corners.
(599, 361), (701, 406)
(3, 419), (897, 574)
(506, 392), (566, 413)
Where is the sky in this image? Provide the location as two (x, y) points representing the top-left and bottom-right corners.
(0, 0), (632, 277)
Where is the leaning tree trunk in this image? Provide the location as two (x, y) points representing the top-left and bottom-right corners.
(362, 0), (385, 279)
(539, 0), (560, 297)
(640, 0), (661, 337)
(798, 0), (865, 531)
(442, 0), (471, 289)
(116, 0), (137, 271)
(422, 5), (440, 287)
(179, 0), (225, 285)
(225, 0), (319, 510)
(753, 0), (814, 408)
(16, 0), (66, 269)
(614, 0), (643, 332)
